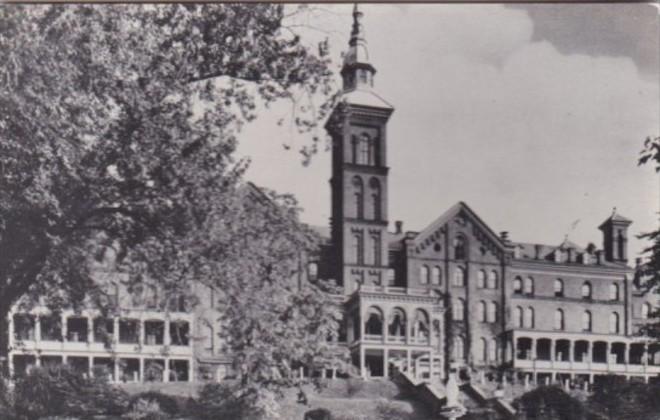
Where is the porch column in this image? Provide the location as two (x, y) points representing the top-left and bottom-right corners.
(383, 310), (389, 344)
(587, 341), (593, 363)
(550, 339), (556, 362)
(360, 347), (366, 379)
(138, 314), (145, 347)
(406, 350), (412, 374)
(643, 343), (649, 367)
(113, 358), (119, 382)
(383, 349), (389, 378)
(624, 343), (629, 365)
(569, 341), (575, 363)
(113, 318), (119, 344)
(428, 351), (433, 382)
(164, 318), (171, 346)
(188, 359), (194, 383)
(88, 357), (94, 377)
(139, 358), (144, 382)
(163, 359), (170, 383)
(8, 354), (14, 379)
(35, 315), (41, 343)
(606, 342), (612, 367)
(531, 338), (537, 360)
(61, 313), (68, 341)
(35, 355), (41, 367)
(87, 316), (94, 344)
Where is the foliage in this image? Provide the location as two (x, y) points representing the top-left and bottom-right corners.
(637, 135), (660, 337)
(0, 374), (15, 419)
(345, 377), (365, 397)
(374, 400), (411, 420)
(514, 386), (585, 420)
(122, 398), (167, 420)
(129, 391), (179, 416)
(587, 375), (660, 420)
(192, 382), (283, 420)
(0, 3), (335, 342)
(12, 364), (129, 420)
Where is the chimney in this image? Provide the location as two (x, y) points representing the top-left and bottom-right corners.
(500, 231), (509, 242)
(395, 220), (403, 234)
(534, 244), (542, 260)
(595, 250), (603, 265)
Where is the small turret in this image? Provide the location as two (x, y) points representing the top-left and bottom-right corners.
(598, 207), (632, 263)
(341, 4), (377, 92)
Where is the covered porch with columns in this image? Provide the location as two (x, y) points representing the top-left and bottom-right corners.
(506, 329), (660, 384)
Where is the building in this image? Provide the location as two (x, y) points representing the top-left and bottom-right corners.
(4, 6), (658, 388)
(317, 5), (660, 386)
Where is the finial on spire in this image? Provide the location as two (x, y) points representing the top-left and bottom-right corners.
(341, 3), (376, 92)
(612, 207), (617, 217)
(350, 3), (365, 44)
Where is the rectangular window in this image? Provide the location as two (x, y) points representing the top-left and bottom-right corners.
(371, 232), (381, 266)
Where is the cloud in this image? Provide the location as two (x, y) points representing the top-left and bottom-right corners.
(237, 4), (659, 258)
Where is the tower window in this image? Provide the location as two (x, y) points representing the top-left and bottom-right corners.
(419, 265), (429, 285)
(515, 306), (523, 328)
(453, 267), (466, 287)
(477, 270), (486, 288)
(352, 231), (364, 265)
(582, 282), (592, 299)
(609, 283), (620, 301)
(525, 307), (535, 329)
(358, 134), (373, 165)
(554, 309), (565, 331)
(609, 312), (620, 334)
(554, 279), (564, 297)
(487, 301), (498, 323)
(369, 177), (381, 220)
(488, 270), (498, 289)
(524, 277), (534, 295)
(478, 301), (487, 322)
(582, 311), (592, 332)
(431, 266), (442, 285)
(513, 277), (523, 294)
(371, 232), (382, 266)
(352, 176), (364, 219)
(453, 298), (465, 321)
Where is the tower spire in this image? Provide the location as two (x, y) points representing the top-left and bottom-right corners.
(341, 3), (376, 92)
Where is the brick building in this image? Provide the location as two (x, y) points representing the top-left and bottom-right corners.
(317, 5), (660, 386)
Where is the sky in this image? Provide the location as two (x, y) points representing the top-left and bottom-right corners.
(236, 3), (660, 259)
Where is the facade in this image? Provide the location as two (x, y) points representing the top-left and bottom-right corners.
(318, 6), (660, 386)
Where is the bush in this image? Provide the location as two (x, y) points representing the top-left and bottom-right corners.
(13, 364), (129, 420)
(0, 375), (15, 419)
(345, 378), (364, 398)
(122, 398), (167, 420)
(191, 383), (246, 420)
(129, 391), (179, 416)
(515, 385), (585, 420)
(374, 400), (411, 420)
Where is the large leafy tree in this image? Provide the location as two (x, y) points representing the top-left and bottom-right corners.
(0, 3), (341, 382)
(636, 135), (660, 338)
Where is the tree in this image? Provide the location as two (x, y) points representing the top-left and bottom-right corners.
(637, 135), (660, 338)
(587, 375), (660, 420)
(0, 3), (338, 377)
(514, 386), (585, 420)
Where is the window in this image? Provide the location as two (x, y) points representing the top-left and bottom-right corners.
(412, 309), (430, 341)
(419, 265), (429, 285)
(352, 176), (364, 219)
(365, 307), (384, 336)
(487, 301), (498, 323)
(515, 306), (524, 328)
(642, 303), (651, 319)
(308, 262), (318, 281)
(358, 134), (372, 165)
(371, 232), (381, 266)
(524, 277), (534, 295)
(489, 338), (497, 362)
(352, 231), (364, 265)
(609, 312), (620, 334)
(453, 298), (465, 321)
(554, 309), (565, 330)
(479, 338), (487, 362)
(388, 308), (406, 337)
(454, 236), (466, 260)
(582, 311), (592, 332)
(431, 266), (442, 285)
(581, 282), (592, 299)
(351, 136), (358, 164)
(454, 336), (465, 361)
(554, 279), (564, 297)
(453, 267), (466, 287)
(478, 301), (487, 322)
(513, 277), (523, 294)
(369, 178), (381, 220)
(477, 270), (486, 288)
(525, 307), (535, 329)
(386, 269), (396, 286)
(610, 283), (620, 301)
(488, 270), (498, 289)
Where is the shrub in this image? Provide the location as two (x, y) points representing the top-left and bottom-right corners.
(0, 375), (15, 420)
(345, 377), (364, 398)
(515, 385), (585, 420)
(129, 391), (179, 416)
(122, 398), (167, 420)
(13, 364), (129, 420)
(191, 383), (245, 420)
(374, 400), (410, 420)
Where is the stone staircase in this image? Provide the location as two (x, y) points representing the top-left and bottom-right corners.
(394, 369), (517, 419)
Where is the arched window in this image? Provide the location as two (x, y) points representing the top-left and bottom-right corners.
(582, 311), (592, 332)
(515, 306), (524, 328)
(419, 265), (429, 285)
(386, 269), (396, 286)
(388, 308), (406, 337)
(513, 277), (523, 294)
(554, 279), (564, 297)
(610, 283), (620, 301)
(352, 232), (364, 265)
(413, 309), (430, 341)
(489, 338), (498, 362)
(524, 277), (534, 295)
(365, 307), (384, 336)
(352, 176), (364, 219)
(525, 307), (535, 329)
(478, 301), (487, 322)
(358, 134), (372, 165)
(454, 236), (466, 260)
(488, 270), (498, 289)
(582, 282), (592, 299)
(453, 298), (465, 321)
(369, 177), (381, 220)
(609, 312), (620, 334)
(308, 262), (318, 281)
(477, 270), (486, 288)
(642, 303), (651, 319)
(431, 266), (442, 285)
(479, 338), (488, 362)
(203, 322), (214, 351)
(487, 301), (498, 323)
(554, 309), (565, 330)
(454, 336), (465, 361)
(370, 232), (381, 266)
(453, 267), (466, 287)
(351, 135), (358, 163)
